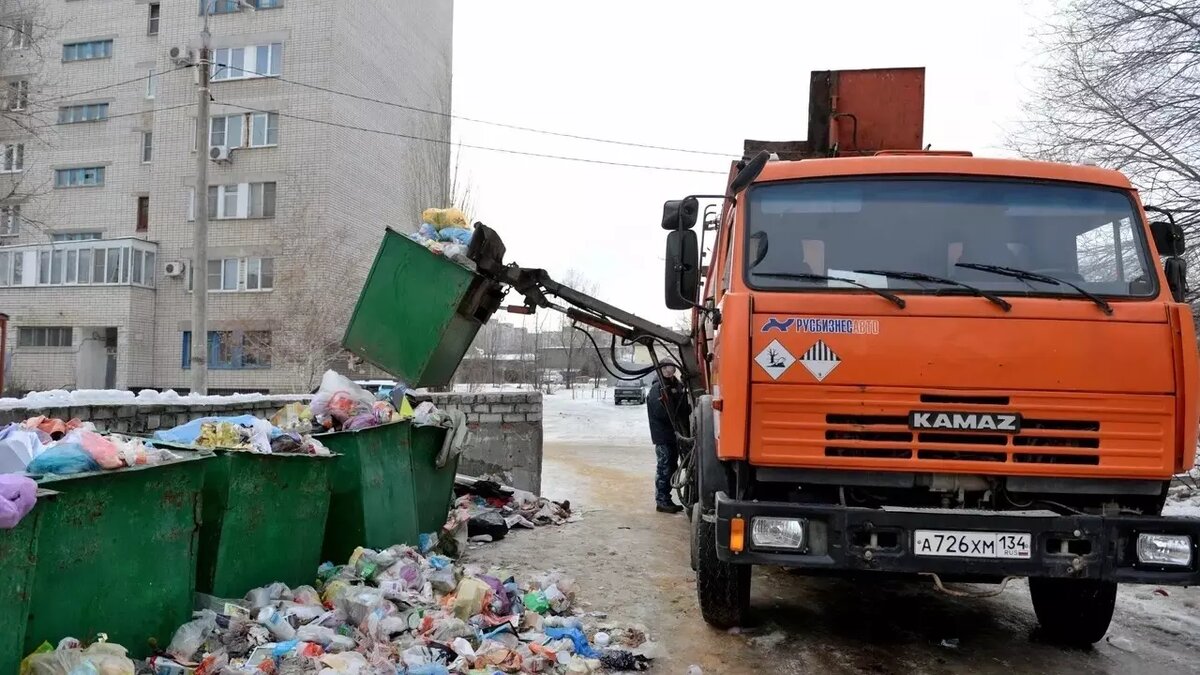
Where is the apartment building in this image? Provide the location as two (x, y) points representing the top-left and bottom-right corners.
(0, 0), (453, 394)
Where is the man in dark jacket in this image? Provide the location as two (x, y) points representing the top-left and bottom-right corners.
(646, 364), (690, 513)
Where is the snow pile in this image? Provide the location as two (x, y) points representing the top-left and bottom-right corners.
(542, 387), (651, 447)
(0, 389), (306, 411)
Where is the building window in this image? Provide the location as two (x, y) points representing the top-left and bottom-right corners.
(146, 68), (156, 98)
(190, 181), (276, 219)
(205, 0), (281, 14)
(51, 232), (101, 241)
(188, 256), (274, 291)
(9, 18), (32, 50)
(58, 103), (109, 124)
(15, 241), (156, 287)
(209, 114), (243, 149)
(181, 330), (272, 370)
(141, 132), (153, 163)
(137, 196), (149, 232)
(248, 112), (278, 147)
(18, 327), (73, 348)
(0, 205), (18, 236)
(55, 167), (105, 188)
(148, 3), (160, 36)
(211, 42), (281, 80)
(63, 39), (113, 62)
(0, 144), (23, 173)
(5, 80), (28, 111)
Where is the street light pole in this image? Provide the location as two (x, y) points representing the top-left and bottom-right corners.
(190, 3), (212, 394)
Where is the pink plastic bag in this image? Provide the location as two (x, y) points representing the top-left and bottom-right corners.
(70, 430), (122, 469)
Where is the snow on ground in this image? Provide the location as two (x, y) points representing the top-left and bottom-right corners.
(0, 388), (305, 411)
(542, 386), (652, 447)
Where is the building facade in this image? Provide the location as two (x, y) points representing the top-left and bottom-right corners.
(0, 0), (453, 394)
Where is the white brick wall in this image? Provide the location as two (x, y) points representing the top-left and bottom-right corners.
(0, 0), (454, 394)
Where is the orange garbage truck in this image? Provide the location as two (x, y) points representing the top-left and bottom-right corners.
(665, 67), (1200, 644)
(468, 67), (1200, 645)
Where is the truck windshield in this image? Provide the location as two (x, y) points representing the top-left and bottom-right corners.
(744, 178), (1156, 299)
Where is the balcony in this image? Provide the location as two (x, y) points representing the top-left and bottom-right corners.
(0, 237), (157, 289)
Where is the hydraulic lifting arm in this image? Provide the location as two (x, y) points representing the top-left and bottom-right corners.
(467, 223), (702, 397)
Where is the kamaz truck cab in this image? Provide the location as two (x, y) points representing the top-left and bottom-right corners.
(663, 68), (1200, 645)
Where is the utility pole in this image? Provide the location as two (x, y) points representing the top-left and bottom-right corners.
(190, 3), (212, 394)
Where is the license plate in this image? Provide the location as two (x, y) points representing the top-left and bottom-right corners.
(914, 530), (1031, 559)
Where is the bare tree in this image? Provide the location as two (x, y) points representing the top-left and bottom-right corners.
(1010, 0), (1200, 284)
(553, 269), (597, 394)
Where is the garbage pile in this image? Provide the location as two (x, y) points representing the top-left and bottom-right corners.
(451, 477), (574, 546)
(105, 544), (652, 674)
(408, 207), (475, 268)
(0, 415), (180, 477)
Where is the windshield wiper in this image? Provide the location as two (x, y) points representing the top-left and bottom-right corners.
(755, 272), (906, 309)
(854, 269), (1012, 311)
(954, 262), (1113, 315)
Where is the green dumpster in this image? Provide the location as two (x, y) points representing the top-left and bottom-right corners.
(194, 451), (336, 597)
(321, 227), (496, 561)
(341, 227), (503, 389)
(24, 456), (210, 656)
(0, 489), (55, 675)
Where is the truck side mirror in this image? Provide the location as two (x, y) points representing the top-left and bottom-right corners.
(1165, 257), (1188, 302)
(661, 198), (699, 231)
(1150, 220), (1186, 257)
(665, 229), (699, 310)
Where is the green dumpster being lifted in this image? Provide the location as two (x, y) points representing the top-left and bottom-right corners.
(322, 227), (504, 562)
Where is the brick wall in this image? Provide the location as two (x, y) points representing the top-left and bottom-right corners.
(2, 390), (546, 494)
(429, 391), (543, 494)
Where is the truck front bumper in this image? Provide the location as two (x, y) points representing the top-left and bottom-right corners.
(715, 492), (1200, 584)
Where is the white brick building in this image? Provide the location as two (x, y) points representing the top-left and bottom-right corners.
(0, 0), (453, 394)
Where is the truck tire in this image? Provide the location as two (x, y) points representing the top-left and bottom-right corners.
(693, 395), (728, 510)
(690, 502), (701, 571)
(696, 516), (750, 629)
(1028, 577), (1117, 645)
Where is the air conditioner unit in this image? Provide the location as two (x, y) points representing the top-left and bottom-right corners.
(209, 145), (233, 163)
(164, 261), (185, 277)
(168, 45), (194, 66)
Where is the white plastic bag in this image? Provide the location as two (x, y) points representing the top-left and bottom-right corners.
(310, 370), (375, 423)
(166, 609), (218, 662)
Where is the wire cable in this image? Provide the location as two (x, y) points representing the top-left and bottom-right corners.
(216, 63), (739, 157)
(43, 65), (191, 103)
(217, 101), (727, 174)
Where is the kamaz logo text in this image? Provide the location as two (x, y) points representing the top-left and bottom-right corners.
(761, 317), (880, 335)
(908, 411), (1022, 433)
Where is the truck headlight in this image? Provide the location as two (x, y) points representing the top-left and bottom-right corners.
(1136, 533), (1193, 567)
(751, 517), (805, 550)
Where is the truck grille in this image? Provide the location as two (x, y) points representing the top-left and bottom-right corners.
(823, 413), (1102, 465)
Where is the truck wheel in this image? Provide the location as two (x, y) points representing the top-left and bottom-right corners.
(1028, 578), (1117, 645)
(695, 516), (750, 628)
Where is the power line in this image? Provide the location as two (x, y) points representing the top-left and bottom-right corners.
(218, 63), (738, 158)
(217, 101), (727, 175)
(43, 65), (191, 103)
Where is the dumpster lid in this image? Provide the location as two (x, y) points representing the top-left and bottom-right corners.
(341, 227), (504, 388)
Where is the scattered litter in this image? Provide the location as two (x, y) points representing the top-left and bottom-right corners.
(686, 666), (703, 675)
(452, 475), (574, 547)
(0, 473), (37, 528)
(1154, 588), (1170, 597)
(748, 630), (787, 650)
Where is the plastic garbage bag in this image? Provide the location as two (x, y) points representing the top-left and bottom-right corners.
(310, 370), (375, 424)
(452, 577), (491, 620)
(167, 610), (219, 662)
(0, 426), (44, 473)
(26, 443), (99, 476)
(421, 207), (468, 229)
(468, 511), (509, 541)
(244, 581), (292, 609)
(336, 585), (388, 626)
(61, 430), (121, 470)
(25, 642), (135, 675)
(270, 402), (313, 432)
(154, 415), (265, 446)
(546, 627), (598, 658)
(523, 591), (550, 615)
(0, 474), (37, 529)
(543, 582), (573, 614)
(436, 227), (473, 245)
(295, 624), (336, 647)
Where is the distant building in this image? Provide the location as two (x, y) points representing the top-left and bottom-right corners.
(0, 0), (454, 394)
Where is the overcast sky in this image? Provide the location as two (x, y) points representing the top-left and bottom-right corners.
(451, 0), (1051, 326)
